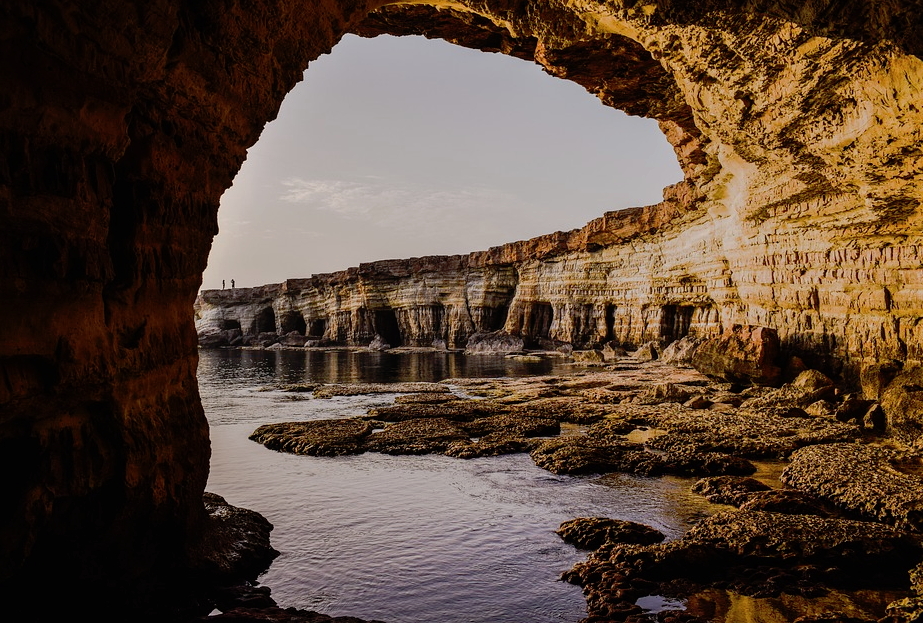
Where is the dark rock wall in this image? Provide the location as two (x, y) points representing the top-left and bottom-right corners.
(2, 0), (923, 609)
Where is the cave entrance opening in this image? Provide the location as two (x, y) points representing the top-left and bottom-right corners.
(374, 309), (403, 347)
(605, 304), (617, 342)
(253, 307), (277, 334)
(524, 302), (554, 345)
(660, 305), (694, 343)
(220, 318), (242, 331)
(307, 318), (328, 338)
(280, 311), (307, 335)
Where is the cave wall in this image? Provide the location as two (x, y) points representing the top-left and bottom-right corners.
(3, 0), (923, 611)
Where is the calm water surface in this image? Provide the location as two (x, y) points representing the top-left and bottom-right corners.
(199, 349), (719, 623)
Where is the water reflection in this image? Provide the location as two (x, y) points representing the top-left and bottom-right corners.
(686, 588), (909, 623)
(197, 348), (574, 388)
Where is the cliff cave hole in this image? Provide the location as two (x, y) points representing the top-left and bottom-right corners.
(374, 309), (403, 347)
(605, 304), (617, 342)
(253, 307), (277, 335)
(487, 304), (509, 332)
(660, 305), (694, 342)
(307, 318), (328, 338)
(280, 311), (307, 335)
(220, 318), (242, 332)
(524, 302), (554, 344)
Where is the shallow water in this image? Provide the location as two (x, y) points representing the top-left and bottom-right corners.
(200, 349), (906, 622)
(200, 349), (717, 622)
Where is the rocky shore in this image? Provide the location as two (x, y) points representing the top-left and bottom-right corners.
(236, 330), (923, 623)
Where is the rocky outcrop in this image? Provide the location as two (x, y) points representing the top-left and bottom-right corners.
(4, 0), (923, 614)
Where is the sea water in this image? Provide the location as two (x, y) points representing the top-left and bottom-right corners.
(199, 349), (727, 622)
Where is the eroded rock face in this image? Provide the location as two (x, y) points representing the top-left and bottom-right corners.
(4, 0), (923, 611)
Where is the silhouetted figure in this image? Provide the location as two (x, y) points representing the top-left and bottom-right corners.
(231, 279), (235, 289)
(222, 279), (225, 289)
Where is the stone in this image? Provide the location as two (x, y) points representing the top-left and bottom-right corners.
(861, 360), (905, 401)
(691, 326), (782, 386)
(660, 336), (701, 366)
(632, 341), (661, 362)
(691, 476), (773, 506)
(250, 420), (373, 457)
(782, 443), (923, 531)
(556, 517), (665, 550)
(880, 367), (923, 446)
(195, 493), (280, 583)
(602, 343), (628, 361)
(572, 349), (606, 363)
(367, 335), (391, 351)
(464, 330), (525, 354)
(863, 404), (887, 432)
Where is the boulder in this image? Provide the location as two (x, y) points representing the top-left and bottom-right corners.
(571, 349), (605, 363)
(632, 340), (660, 361)
(861, 360), (904, 401)
(691, 325), (782, 386)
(556, 517), (665, 550)
(464, 330), (525, 355)
(368, 335), (391, 351)
(660, 336), (701, 365)
(880, 366), (923, 446)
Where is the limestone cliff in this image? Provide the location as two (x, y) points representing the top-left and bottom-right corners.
(3, 0), (923, 613)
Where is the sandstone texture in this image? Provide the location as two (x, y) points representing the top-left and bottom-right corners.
(5, 0), (923, 615)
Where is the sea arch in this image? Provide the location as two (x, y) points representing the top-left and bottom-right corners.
(1, 0), (922, 614)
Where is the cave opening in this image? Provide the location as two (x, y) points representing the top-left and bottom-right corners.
(605, 304), (617, 342)
(280, 311), (307, 335)
(525, 302), (554, 343)
(253, 307), (277, 334)
(220, 318), (242, 331)
(660, 305), (694, 343)
(374, 309), (403, 347)
(307, 318), (328, 338)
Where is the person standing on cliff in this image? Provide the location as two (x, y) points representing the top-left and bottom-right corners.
(231, 279), (235, 289)
(222, 279), (225, 289)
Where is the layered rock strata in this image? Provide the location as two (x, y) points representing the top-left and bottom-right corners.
(4, 0), (923, 613)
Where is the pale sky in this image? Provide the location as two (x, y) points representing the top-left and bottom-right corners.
(202, 34), (683, 290)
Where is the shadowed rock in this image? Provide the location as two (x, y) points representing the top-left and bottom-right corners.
(556, 517), (665, 550)
(782, 443), (923, 531)
(250, 420), (373, 456)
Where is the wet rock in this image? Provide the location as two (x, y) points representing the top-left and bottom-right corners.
(530, 437), (663, 475)
(569, 510), (920, 621)
(464, 330), (525, 355)
(509, 397), (611, 424)
(393, 392), (460, 405)
(365, 418), (470, 455)
(444, 434), (536, 458)
(644, 407), (859, 459)
(463, 413), (560, 438)
(367, 399), (508, 422)
(196, 493), (280, 583)
(880, 367), (923, 446)
(279, 332), (308, 347)
(691, 325), (782, 387)
(313, 382), (449, 398)
(250, 420), (372, 456)
(738, 489), (840, 517)
(782, 443), (923, 531)
(691, 476), (772, 506)
(556, 517), (665, 550)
